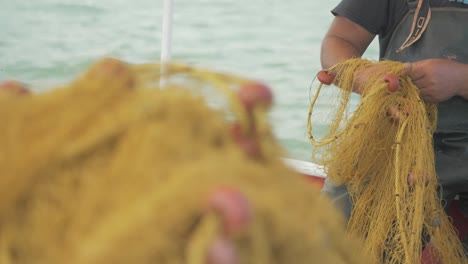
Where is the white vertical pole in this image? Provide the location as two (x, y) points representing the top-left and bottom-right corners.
(160, 0), (174, 87)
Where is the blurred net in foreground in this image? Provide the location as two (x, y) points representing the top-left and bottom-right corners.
(0, 58), (368, 264)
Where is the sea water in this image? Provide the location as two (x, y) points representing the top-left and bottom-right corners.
(0, 0), (379, 161)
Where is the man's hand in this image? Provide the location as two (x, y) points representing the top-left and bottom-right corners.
(354, 66), (400, 95)
(404, 59), (468, 103)
(317, 65), (399, 95)
(207, 186), (252, 264)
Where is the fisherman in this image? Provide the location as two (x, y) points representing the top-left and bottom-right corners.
(320, 0), (468, 248)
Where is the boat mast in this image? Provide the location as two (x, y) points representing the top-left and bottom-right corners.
(160, 0), (174, 87)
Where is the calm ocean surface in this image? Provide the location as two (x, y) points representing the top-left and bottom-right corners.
(0, 0), (379, 161)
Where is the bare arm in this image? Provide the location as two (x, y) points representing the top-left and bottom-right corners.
(320, 16), (376, 69)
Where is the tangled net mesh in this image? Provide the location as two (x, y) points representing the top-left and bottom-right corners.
(308, 58), (466, 264)
(0, 58), (368, 264)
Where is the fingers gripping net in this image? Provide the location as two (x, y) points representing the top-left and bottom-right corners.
(0, 58), (368, 264)
(308, 58), (466, 264)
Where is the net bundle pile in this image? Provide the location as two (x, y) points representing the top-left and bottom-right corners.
(308, 58), (466, 263)
(0, 58), (368, 264)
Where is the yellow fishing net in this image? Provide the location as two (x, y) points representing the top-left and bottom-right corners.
(0, 58), (368, 264)
(308, 58), (466, 264)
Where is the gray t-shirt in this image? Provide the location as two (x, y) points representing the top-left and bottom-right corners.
(331, 0), (467, 58)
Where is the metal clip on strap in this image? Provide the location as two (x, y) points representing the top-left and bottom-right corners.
(397, 0), (432, 52)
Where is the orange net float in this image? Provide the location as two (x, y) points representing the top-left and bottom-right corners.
(0, 80), (30, 95)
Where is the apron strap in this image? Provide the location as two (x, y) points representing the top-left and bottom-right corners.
(397, 0), (432, 52)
